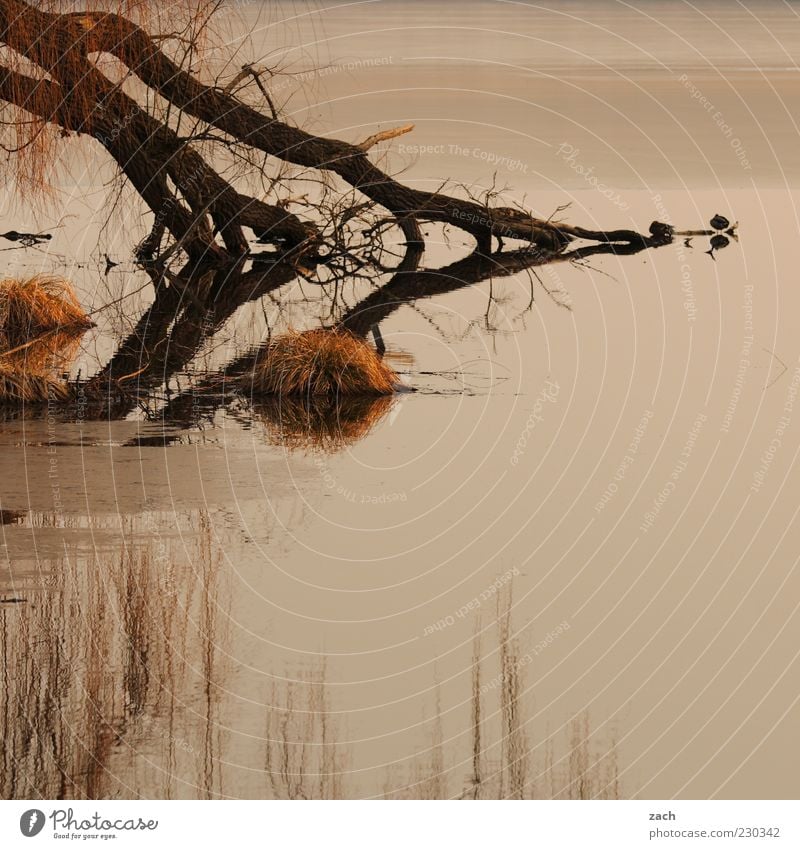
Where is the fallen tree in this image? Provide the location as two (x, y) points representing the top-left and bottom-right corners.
(0, 0), (659, 269)
(0, 2), (733, 417)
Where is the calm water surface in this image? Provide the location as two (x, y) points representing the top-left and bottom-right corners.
(2, 1), (800, 799)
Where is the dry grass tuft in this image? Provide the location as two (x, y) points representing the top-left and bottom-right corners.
(245, 328), (398, 397)
(0, 276), (91, 404)
(0, 275), (92, 348)
(253, 394), (395, 451)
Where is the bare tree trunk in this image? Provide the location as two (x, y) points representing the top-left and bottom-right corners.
(0, 0), (316, 262)
(0, 0), (655, 261)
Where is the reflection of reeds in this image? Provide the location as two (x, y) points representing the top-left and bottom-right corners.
(252, 393), (395, 451)
(468, 622), (484, 798)
(497, 587), (528, 799)
(466, 589), (618, 800)
(559, 714), (620, 800)
(412, 686), (446, 800)
(1, 510), (619, 799)
(0, 513), (221, 799)
(263, 663), (346, 800)
(1, 328), (84, 374)
(0, 276), (92, 404)
(243, 328), (397, 396)
(0, 361), (71, 403)
(395, 588), (621, 801)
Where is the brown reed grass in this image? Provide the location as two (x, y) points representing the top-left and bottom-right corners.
(0, 275), (92, 347)
(245, 328), (398, 397)
(0, 276), (90, 404)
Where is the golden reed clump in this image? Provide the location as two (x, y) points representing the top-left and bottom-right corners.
(0, 275), (92, 403)
(0, 275), (92, 345)
(245, 328), (398, 397)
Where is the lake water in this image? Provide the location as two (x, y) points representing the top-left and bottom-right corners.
(2, 0), (800, 799)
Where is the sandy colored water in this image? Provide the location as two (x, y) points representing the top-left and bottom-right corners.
(2, 0), (800, 800)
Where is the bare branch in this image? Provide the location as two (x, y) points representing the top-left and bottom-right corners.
(357, 123), (414, 151)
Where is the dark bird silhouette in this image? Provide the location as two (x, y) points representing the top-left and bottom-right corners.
(0, 230), (51, 246)
(710, 214), (730, 231)
(104, 254), (120, 276)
